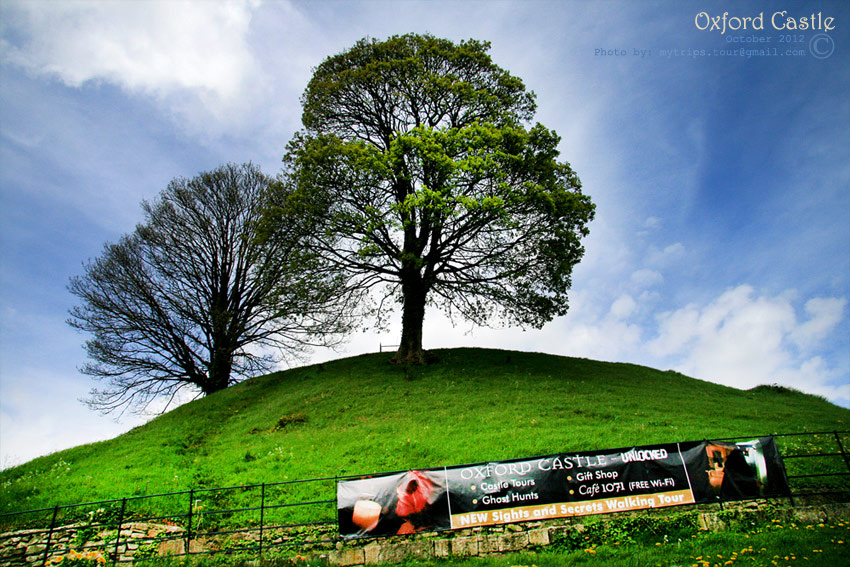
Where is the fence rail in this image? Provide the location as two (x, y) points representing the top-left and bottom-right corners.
(2, 430), (848, 566)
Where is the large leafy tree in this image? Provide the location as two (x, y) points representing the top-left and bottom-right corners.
(69, 163), (355, 413)
(278, 34), (595, 364)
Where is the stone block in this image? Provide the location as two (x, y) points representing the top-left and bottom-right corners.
(698, 513), (724, 531)
(361, 543), (381, 563)
(157, 540), (185, 556)
(528, 528), (550, 547)
(433, 539), (450, 558)
(329, 547), (365, 566)
(793, 507), (828, 524)
(478, 534), (501, 554)
(25, 544), (45, 557)
(450, 536), (478, 556)
(548, 525), (571, 538)
(500, 531), (529, 552)
(364, 540), (432, 564)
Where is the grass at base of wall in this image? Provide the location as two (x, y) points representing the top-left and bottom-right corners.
(85, 518), (849, 567)
(397, 515), (850, 567)
(409, 522), (850, 566)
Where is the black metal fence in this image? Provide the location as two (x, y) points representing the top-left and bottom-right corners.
(0, 475), (341, 566)
(2, 430), (848, 566)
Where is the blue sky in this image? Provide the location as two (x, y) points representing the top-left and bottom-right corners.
(1, 0), (848, 468)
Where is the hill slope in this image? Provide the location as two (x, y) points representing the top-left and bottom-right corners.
(2, 348), (848, 516)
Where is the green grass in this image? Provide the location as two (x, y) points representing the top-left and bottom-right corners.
(1, 348), (848, 526)
(397, 520), (850, 567)
(397, 529), (850, 567)
(67, 518), (850, 567)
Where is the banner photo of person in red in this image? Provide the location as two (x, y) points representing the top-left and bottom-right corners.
(338, 469), (452, 537)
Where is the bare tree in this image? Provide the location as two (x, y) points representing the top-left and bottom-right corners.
(68, 163), (356, 413)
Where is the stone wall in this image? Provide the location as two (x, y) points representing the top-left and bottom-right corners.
(319, 500), (850, 566)
(2, 501), (848, 566)
(0, 522), (184, 565)
(325, 522), (552, 566)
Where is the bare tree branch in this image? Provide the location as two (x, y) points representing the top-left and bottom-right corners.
(68, 163), (359, 414)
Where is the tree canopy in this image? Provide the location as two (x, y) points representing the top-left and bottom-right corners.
(274, 34), (595, 364)
(68, 163), (355, 413)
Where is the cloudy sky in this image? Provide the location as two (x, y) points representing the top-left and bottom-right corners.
(1, 0), (848, 468)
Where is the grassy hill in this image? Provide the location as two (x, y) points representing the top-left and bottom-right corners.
(2, 348), (848, 521)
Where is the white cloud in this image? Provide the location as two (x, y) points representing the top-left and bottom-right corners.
(646, 242), (686, 267)
(648, 285), (848, 400)
(0, 369), (149, 469)
(610, 294), (637, 320)
(503, 291), (645, 363)
(644, 216), (661, 230)
(637, 216), (662, 238)
(1, 0), (267, 135)
(631, 268), (663, 288)
(551, 317), (643, 362)
(790, 297), (847, 351)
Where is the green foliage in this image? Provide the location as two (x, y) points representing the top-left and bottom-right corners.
(275, 34), (595, 362)
(273, 413), (308, 431)
(550, 512), (700, 550)
(749, 384), (828, 402)
(301, 35), (537, 134)
(47, 549), (108, 566)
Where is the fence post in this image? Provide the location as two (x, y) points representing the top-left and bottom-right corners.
(834, 431), (850, 473)
(186, 490), (194, 556)
(259, 483), (266, 560)
(112, 498), (127, 565)
(41, 506), (59, 567)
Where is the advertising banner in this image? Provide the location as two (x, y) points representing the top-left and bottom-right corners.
(337, 437), (788, 538)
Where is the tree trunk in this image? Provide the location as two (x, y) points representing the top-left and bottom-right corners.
(393, 278), (427, 365)
(205, 345), (232, 395)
